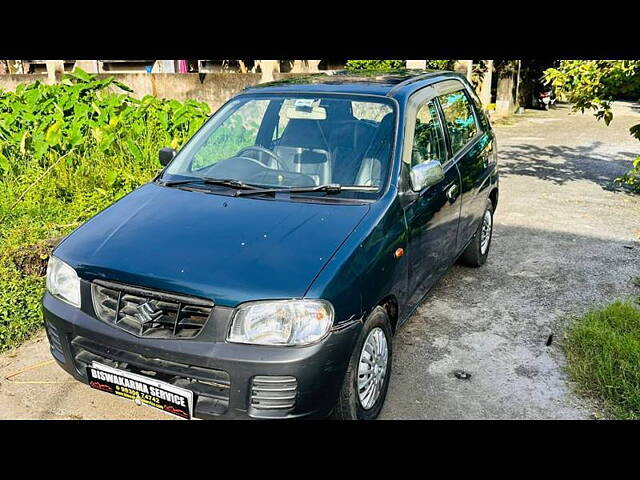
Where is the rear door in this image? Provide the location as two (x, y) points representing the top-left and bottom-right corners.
(434, 80), (495, 253)
(402, 88), (462, 310)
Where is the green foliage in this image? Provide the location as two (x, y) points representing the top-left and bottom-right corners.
(0, 68), (210, 352)
(617, 156), (640, 192)
(345, 60), (456, 72)
(544, 60), (640, 123)
(345, 60), (405, 71)
(543, 61), (640, 192)
(424, 60), (456, 70)
(564, 300), (640, 419)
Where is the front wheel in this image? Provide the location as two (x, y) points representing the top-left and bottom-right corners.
(332, 306), (392, 420)
(459, 198), (494, 267)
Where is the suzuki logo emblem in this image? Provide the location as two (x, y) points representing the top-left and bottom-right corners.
(135, 300), (162, 325)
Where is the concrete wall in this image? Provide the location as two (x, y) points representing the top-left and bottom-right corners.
(0, 72), (310, 110)
(0, 74), (46, 93)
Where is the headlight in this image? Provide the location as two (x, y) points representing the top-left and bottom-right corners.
(227, 299), (334, 346)
(46, 256), (81, 308)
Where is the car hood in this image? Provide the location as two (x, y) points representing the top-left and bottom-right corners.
(54, 183), (370, 307)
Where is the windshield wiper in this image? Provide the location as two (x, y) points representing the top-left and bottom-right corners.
(160, 177), (259, 190)
(235, 183), (380, 197)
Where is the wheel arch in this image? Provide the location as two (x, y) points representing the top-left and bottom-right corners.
(489, 187), (499, 212)
(372, 294), (399, 335)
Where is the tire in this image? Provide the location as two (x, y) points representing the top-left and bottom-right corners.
(332, 306), (393, 420)
(459, 198), (494, 268)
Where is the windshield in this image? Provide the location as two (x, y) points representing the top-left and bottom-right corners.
(161, 94), (396, 198)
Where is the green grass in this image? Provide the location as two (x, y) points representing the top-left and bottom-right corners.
(0, 70), (210, 352)
(564, 300), (640, 419)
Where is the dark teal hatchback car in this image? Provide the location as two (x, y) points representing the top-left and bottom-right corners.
(43, 70), (498, 420)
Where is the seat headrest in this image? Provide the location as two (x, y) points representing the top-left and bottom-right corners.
(278, 119), (329, 150)
(295, 150), (328, 164)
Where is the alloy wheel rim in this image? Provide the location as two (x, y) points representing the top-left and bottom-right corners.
(357, 327), (389, 410)
(480, 209), (492, 255)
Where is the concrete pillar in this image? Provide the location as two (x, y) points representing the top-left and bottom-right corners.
(151, 60), (176, 73)
(290, 60), (305, 73)
(46, 60), (65, 84)
(10, 60), (25, 74)
(257, 60), (280, 82)
(74, 60), (99, 73)
(406, 60), (427, 69)
(454, 60), (473, 81)
(290, 60), (321, 73)
(307, 60), (320, 72)
(496, 65), (515, 115)
(480, 60), (493, 106)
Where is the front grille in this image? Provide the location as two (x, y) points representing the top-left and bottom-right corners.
(71, 335), (230, 416)
(45, 321), (66, 363)
(91, 280), (213, 339)
(250, 376), (297, 411)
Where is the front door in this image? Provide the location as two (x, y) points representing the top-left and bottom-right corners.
(402, 95), (462, 311)
(435, 85), (494, 252)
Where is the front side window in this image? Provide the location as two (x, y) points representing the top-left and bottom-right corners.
(438, 90), (478, 155)
(411, 100), (447, 166)
(163, 94), (396, 198)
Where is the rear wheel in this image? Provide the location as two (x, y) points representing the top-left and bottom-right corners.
(332, 306), (392, 420)
(459, 198), (494, 267)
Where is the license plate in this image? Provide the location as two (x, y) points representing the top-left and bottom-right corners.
(86, 361), (193, 419)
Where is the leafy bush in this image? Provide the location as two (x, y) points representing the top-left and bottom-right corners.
(564, 300), (640, 419)
(424, 60), (456, 70)
(346, 60), (456, 73)
(544, 61), (640, 192)
(0, 68), (210, 351)
(345, 60), (405, 71)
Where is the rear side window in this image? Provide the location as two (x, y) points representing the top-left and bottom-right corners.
(412, 100), (447, 166)
(437, 90), (478, 155)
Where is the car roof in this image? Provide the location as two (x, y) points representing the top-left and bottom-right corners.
(241, 69), (468, 99)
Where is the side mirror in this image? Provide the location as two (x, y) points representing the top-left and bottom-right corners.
(410, 160), (444, 191)
(159, 147), (177, 167)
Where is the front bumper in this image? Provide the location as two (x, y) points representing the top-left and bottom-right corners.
(42, 291), (361, 419)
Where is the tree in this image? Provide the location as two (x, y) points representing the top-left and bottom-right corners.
(544, 61), (640, 192)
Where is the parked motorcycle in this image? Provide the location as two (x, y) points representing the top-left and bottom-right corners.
(534, 88), (556, 110)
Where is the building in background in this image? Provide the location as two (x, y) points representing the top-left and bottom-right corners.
(0, 59), (554, 114)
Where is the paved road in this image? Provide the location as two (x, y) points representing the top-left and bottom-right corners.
(381, 101), (640, 419)
(1, 102), (639, 420)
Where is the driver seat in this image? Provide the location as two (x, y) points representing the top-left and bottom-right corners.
(273, 119), (331, 185)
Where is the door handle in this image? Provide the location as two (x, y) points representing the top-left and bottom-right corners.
(446, 184), (459, 202)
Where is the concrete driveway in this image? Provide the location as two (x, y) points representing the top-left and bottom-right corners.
(1, 102), (639, 420)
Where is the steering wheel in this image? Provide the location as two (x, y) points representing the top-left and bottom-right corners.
(236, 146), (288, 172)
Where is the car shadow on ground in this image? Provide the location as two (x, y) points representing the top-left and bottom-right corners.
(381, 223), (640, 419)
(498, 141), (637, 191)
